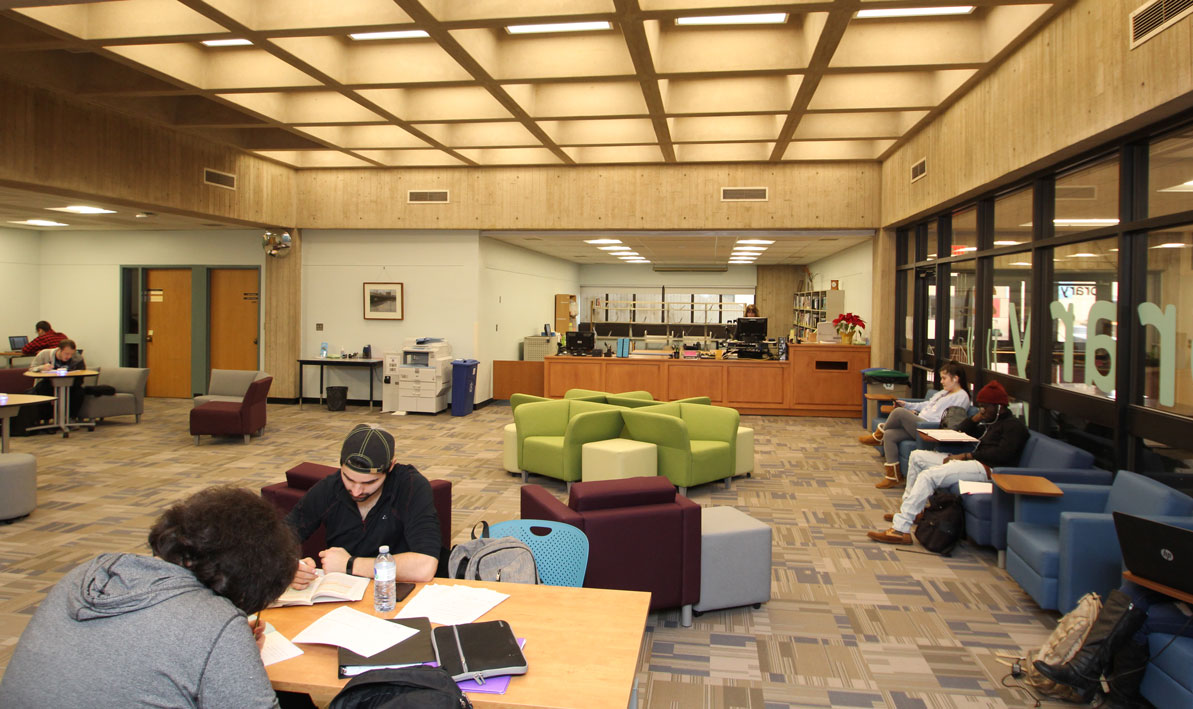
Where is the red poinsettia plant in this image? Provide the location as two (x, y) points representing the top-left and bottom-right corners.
(833, 312), (866, 335)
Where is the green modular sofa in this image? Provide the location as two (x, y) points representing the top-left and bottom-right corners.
(514, 399), (625, 484)
(621, 403), (739, 495)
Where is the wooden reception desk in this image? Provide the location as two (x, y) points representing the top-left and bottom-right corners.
(539, 344), (870, 417)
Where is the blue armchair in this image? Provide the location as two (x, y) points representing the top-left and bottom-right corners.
(1005, 470), (1193, 612)
(1142, 623), (1193, 709)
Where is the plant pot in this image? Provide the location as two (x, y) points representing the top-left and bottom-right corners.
(840, 330), (854, 345)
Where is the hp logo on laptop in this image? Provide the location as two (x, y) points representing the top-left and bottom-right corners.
(1161, 548), (1174, 562)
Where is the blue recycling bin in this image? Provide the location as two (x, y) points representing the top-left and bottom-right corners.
(451, 359), (479, 416)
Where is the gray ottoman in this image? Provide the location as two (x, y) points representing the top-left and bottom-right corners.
(0, 453), (36, 523)
(694, 505), (771, 614)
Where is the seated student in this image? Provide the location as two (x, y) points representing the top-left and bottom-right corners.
(287, 423), (440, 588)
(868, 381), (1028, 545)
(861, 360), (971, 488)
(0, 486), (298, 708)
(20, 320), (66, 356)
(29, 338), (87, 419)
(1035, 581), (1193, 708)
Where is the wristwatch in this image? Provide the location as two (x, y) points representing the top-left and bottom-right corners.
(346, 556), (359, 576)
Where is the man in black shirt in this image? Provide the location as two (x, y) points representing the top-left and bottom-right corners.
(287, 424), (440, 587)
(868, 381), (1029, 545)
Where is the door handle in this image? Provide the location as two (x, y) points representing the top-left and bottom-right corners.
(146, 335), (153, 343)
(253, 338), (259, 345)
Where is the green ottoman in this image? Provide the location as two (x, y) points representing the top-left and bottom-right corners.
(694, 505), (771, 614)
(581, 438), (657, 482)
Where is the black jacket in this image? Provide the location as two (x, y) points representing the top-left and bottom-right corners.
(956, 411), (1029, 468)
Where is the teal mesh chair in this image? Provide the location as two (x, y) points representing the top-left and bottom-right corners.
(489, 519), (589, 588)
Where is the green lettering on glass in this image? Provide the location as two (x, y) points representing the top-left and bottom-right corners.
(1137, 303), (1176, 406)
(1085, 300), (1116, 395)
(1009, 302), (1030, 376)
(1050, 301), (1076, 383)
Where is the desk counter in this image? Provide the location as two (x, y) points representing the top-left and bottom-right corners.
(541, 344), (869, 416)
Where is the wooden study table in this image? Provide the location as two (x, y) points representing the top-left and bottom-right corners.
(0, 393), (55, 452)
(1, 350), (31, 368)
(22, 369), (98, 437)
(990, 473), (1064, 568)
(263, 578), (652, 709)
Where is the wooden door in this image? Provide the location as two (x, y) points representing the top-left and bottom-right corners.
(145, 269), (192, 398)
(209, 268), (260, 371)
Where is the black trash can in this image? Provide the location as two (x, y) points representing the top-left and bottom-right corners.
(450, 359), (479, 417)
(326, 385), (348, 412)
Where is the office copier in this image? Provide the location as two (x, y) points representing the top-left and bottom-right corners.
(382, 338), (453, 414)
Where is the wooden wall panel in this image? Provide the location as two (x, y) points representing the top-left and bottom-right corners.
(667, 364), (725, 401)
(870, 228), (897, 368)
(264, 228), (301, 399)
(881, 0), (1193, 226)
(545, 358), (606, 398)
(0, 77), (295, 227)
(493, 360), (544, 399)
(297, 163), (881, 230)
(604, 361), (666, 398)
(755, 265), (802, 339)
(725, 364), (787, 406)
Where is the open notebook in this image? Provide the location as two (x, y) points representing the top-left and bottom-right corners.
(272, 572), (368, 607)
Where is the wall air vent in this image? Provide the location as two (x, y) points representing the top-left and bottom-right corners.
(1130, 0), (1193, 49)
(910, 158), (927, 183)
(720, 187), (768, 202)
(203, 168), (236, 190)
(408, 189), (450, 204)
(652, 265), (729, 273)
(1057, 185), (1097, 200)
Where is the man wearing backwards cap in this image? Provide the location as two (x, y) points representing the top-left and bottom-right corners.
(287, 424), (441, 587)
(868, 380), (1029, 545)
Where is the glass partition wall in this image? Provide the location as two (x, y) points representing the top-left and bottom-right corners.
(893, 114), (1193, 485)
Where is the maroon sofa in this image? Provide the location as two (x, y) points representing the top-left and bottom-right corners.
(520, 475), (701, 625)
(0, 367), (30, 394)
(190, 376), (271, 444)
(261, 462), (453, 564)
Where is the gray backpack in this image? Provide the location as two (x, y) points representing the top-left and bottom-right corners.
(447, 522), (540, 584)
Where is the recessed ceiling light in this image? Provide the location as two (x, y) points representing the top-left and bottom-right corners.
(201, 38), (253, 47)
(675, 13), (787, 25)
(1069, 253), (1097, 258)
(618, 255), (642, 259)
(626, 259), (650, 263)
(993, 240), (1021, 246)
(506, 21), (612, 34)
(733, 246), (766, 252)
(730, 255), (757, 261)
(47, 205), (116, 214)
(1009, 262), (1031, 266)
(349, 30), (429, 40)
(736, 239), (775, 245)
(856, 6), (975, 19)
(584, 238), (622, 244)
(1021, 218), (1120, 227)
(1158, 179), (1193, 193)
(1151, 242), (1187, 249)
(729, 260), (755, 264)
(10, 219), (68, 227)
(599, 246), (630, 251)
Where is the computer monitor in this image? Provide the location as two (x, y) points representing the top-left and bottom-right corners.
(8, 335), (28, 350)
(565, 330), (595, 354)
(735, 317), (768, 342)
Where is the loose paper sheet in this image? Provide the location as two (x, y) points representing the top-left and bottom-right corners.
(292, 606), (418, 658)
(395, 584), (509, 625)
(958, 480), (993, 495)
(259, 622), (304, 666)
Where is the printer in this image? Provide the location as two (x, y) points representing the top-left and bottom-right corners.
(383, 338), (453, 413)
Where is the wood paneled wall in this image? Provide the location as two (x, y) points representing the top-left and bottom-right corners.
(297, 163), (881, 229)
(755, 265), (803, 339)
(0, 77), (295, 227)
(869, 228), (897, 368)
(881, 0), (1193, 226)
(264, 228), (301, 398)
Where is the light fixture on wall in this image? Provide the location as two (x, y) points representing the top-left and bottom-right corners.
(262, 230), (292, 257)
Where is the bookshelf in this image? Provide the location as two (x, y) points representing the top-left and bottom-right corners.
(792, 289), (845, 342)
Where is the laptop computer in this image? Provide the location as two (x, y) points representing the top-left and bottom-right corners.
(1113, 511), (1193, 596)
(8, 335), (27, 351)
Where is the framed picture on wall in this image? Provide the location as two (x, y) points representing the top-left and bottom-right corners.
(363, 282), (403, 320)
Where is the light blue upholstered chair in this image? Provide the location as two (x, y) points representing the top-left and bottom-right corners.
(489, 519), (589, 588)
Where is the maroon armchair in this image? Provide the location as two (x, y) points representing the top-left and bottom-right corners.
(190, 375), (271, 445)
(261, 462), (453, 564)
(520, 475), (701, 626)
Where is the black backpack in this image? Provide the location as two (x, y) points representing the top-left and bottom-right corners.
(329, 666), (472, 709)
(914, 491), (966, 555)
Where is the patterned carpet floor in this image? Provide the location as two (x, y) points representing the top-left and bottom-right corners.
(0, 399), (1065, 708)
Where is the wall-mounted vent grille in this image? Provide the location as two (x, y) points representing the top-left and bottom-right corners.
(408, 189), (450, 204)
(1130, 0), (1193, 48)
(910, 158), (927, 183)
(1057, 185), (1097, 200)
(203, 168), (236, 190)
(720, 187), (768, 202)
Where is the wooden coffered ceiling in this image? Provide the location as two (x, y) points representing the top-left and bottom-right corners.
(0, 0), (1068, 169)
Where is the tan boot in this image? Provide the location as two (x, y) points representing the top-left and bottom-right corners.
(867, 527), (913, 545)
(875, 463), (902, 489)
(858, 432), (882, 445)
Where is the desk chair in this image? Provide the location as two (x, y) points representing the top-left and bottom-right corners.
(489, 519), (588, 588)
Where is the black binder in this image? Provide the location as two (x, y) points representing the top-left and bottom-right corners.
(337, 617), (434, 678)
(430, 620), (528, 684)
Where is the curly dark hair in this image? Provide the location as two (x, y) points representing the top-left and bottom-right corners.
(149, 486), (298, 614)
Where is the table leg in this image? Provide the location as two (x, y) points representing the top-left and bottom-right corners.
(369, 367), (375, 413)
(997, 549), (1006, 569)
(1, 412), (10, 454)
(57, 381), (69, 437)
(319, 366), (325, 407)
(297, 362), (303, 410)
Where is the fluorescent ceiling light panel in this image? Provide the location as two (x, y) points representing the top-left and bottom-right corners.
(993, 240), (1021, 246)
(506, 21), (612, 34)
(1019, 218), (1121, 227)
(626, 259), (650, 263)
(11, 219), (68, 226)
(599, 245), (630, 251)
(1009, 262), (1031, 266)
(202, 38), (253, 47)
(728, 259), (755, 264)
(735, 239), (775, 245)
(617, 254), (642, 259)
(47, 205), (116, 214)
(1069, 253), (1097, 258)
(856, 6), (975, 19)
(349, 30), (429, 40)
(675, 13), (788, 25)
(1158, 179), (1193, 193)
(584, 238), (622, 244)
(733, 246), (766, 251)
(1151, 242), (1187, 248)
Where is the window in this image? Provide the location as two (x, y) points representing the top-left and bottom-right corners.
(924, 269), (938, 357)
(1054, 159), (1120, 235)
(925, 220), (938, 261)
(1148, 127), (1193, 218)
(947, 260), (977, 364)
(951, 207), (978, 255)
(994, 188), (1032, 245)
(903, 269), (914, 352)
(1049, 238), (1119, 398)
(899, 229), (913, 266)
(990, 252), (1033, 378)
(1140, 227), (1193, 416)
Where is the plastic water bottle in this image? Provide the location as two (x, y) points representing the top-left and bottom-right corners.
(373, 545), (396, 613)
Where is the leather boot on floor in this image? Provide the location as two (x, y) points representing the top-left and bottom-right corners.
(858, 431), (883, 446)
(1098, 639), (1152, 709)
(1033, 590), (1147, 702)
(875, 463), (902, 489)
(867, 527), (912, 545)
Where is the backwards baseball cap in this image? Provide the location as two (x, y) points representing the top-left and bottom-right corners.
(976, 381), (1010, 406)
(340, 424), (395, 474)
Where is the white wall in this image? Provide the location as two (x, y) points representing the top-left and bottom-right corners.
(579, 264), (757, 289)
(35, 230), (265, 369)
(808, 240), (874, 341)
(478, 237), (579, 398)
(301, 230), (481, 403)
(0, 228), (42, 345)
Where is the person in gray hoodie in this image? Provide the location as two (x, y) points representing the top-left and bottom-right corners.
(0, 486), (299, 708)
